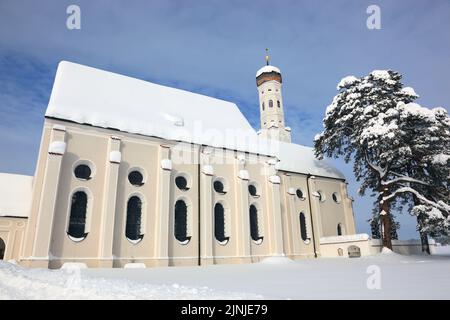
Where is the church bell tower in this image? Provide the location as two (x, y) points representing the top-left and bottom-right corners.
(256, 50), (291, 142)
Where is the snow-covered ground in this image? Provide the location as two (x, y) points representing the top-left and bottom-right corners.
(1, 247), (450, 300)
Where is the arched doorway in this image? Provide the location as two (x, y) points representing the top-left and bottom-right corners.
(0, 238), (5, 260)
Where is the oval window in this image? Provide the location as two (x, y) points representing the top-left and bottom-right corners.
(248, 184), (258, 197)
(175, 175), (189, 191)
(332, 192), (341, 203)
(296, 189), (304, 199)
(213, 179), (226, 194)
(317, 191), (325, 202)
(128, 170), (144, 186)
(74, 164), (92, 180)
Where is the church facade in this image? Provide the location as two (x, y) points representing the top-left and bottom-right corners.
(0, 60), (357, 268)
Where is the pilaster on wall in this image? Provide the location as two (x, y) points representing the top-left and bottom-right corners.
(200, 152), (214, 265)
(28, 126), (66, 267)
(234, 153), (250, 261)
(307, 177), (322, 256)
(340, 182), (356, 235)
(97, 136), (121, 267)
(154, 144), (171, 266)
(282, 175), (298, 255)
(265, 163), (284, 255)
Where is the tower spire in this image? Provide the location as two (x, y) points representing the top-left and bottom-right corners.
(265, 48), (270, 66)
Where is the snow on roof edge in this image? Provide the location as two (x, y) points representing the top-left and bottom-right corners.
(0, 173), (33, 218)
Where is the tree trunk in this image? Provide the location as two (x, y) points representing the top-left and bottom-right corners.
(419, 228), (430, 254)
(380, 188), (393, 250)
(413, 195), (430, 254)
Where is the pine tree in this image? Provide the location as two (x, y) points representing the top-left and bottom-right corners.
(315, 70), (450, 249)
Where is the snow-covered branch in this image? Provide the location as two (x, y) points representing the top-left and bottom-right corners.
(381, 176), (430, 187)
(364, 152), (388, 178)
(383, 187), (450, 214)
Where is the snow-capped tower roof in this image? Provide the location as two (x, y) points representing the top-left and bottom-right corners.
(256, 65), (282, 86)
(256, 49), (282, 86)
(256, 65), (281, 78)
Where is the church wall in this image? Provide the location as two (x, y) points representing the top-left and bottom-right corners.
(111, 135), (164, 267)
(0, 217), (27, 261)
(309, 176), (355, 238)
(18, 118), (357, 268)
(203, 148), (242, 264)
(246, 158), (279, 262)
(167, 143), (200, 266)
(49, 124), (109, 267)
(20, 123), (52, 267)
(279, 172), (317, 259)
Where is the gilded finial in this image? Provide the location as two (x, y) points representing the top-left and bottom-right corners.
(265, 48), (270, 66)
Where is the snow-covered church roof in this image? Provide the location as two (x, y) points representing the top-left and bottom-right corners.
(45, 61), (344, 180)
(275, 143), (345, 179)
(0, 173), (33, 218)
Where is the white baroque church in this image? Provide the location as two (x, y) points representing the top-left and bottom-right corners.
(0, 59), (365, 268)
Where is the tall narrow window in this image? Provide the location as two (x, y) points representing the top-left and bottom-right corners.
(68, 191), (88, 240)
(174, 200), (190, 244)
(249, 204), (263, 243)
(126, 196), (143, 242)
(262, 102), (265, 111)
(0, 238), (5, 260)
(269, 99), (273, 108)
(337, 223), (343, 236)
(214, 203), (229, 244)
(277, 100), (281, 108)
(299, 212), (308, 242)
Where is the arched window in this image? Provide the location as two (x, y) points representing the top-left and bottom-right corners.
(277, 100), (281, 108)
(68, 191), (88, 240)
(262, 102), (265, 111)
(174, 200), (190, 244)
(299, 212), (308, 242)
(337, 223), (343, 236)
(249, 204), (263, 243)
(126, 196), (143, 242)
(269, 100), (273, 108)
(214, 203), (229, 244)
(0, 238), (5, 260)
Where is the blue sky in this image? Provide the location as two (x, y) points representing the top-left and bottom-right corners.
(0, 0), (449, 238)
